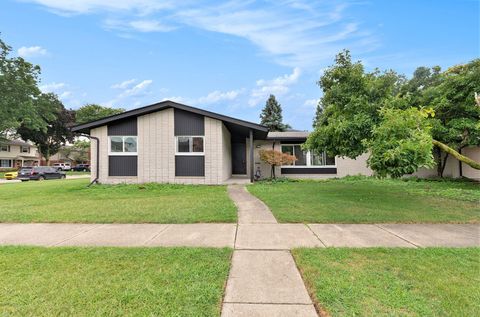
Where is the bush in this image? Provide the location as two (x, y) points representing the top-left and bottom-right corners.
(0, 167), (18, 172)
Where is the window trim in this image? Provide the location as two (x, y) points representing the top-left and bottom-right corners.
(108, 136), (138, 156)
(20, 146), (30, 153)
(175, 136), (205, 156)
(0, 145), (10, 152)
(280, 144), (336, 168)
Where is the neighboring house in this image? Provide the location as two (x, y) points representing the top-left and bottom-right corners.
(72, 100), (480, 184)
(0, 140), (40, 169)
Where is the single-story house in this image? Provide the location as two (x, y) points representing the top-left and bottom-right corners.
(72, 100), (480, 184)
(0, 139), (41, 169)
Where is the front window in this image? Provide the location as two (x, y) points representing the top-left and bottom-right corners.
(176, 136), (204, 155)
(281, 144), (335, 167)
(0, 159), (11, 167)
(109, 136), (137, 155)
(0, 145), (9, 152)
(21, 146), (30, 153)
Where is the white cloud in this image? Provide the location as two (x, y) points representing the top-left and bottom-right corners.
(162, 88), (243, 106)
(249, 68), (301, 106)
(303, 98), (319, 107)
(24, 0), (378, 68)
(104, 19), (176, 33)
(17, 46), (47, 57)
(105, 79), (154, 108)
(129, 20), (175, 32)
(26, 0), (176, 14)
(39, 82), (66, 92)
(111, 78), (137, 89)
(197, 89), (243, 104)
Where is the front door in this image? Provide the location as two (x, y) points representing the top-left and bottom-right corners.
(232, 142), (246, 174)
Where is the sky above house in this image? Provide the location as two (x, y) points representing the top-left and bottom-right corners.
(1, 0), (478, 130)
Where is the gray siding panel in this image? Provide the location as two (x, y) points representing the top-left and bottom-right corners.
(109, 156), (138, 176)
(108, 118), (137, 136)
(174, 109), (204, 136)
(281, 167), (337, 174)
(175, 156), (205, 176)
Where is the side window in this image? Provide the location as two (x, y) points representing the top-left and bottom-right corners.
(176, 136), (204, 154)
(109, 136), (138, 155)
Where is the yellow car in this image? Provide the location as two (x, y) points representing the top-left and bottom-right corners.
(4, 171), (18, 180)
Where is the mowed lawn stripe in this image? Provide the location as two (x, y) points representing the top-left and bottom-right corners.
(0, 246), (232, 317)
(293, 248), (480, 317)
(0, 179), (236, 223)
(248, 178), (480, 223)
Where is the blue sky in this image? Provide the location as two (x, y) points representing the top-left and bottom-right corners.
(1, 0), (478, 130)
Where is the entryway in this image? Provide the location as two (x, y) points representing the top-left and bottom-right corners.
(232, 141), (246, 175)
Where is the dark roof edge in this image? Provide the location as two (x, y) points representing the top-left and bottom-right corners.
(72, 100), (269, 133)
(266, 137), (309, 141)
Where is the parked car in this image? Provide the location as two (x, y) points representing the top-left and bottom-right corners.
(4, 171), (18, 180)
(53, 163), (71, 171)
(72, 164), (90, 172)
(18, 166), (66, 181)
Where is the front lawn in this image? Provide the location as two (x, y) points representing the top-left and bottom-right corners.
(248, 177), (480, 223)
(0, 179), (236, 223)
(293, 248), (480, 316)
(0, 246), (231, 316)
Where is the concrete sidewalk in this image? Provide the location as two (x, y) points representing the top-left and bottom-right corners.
(1, 223), (478, 248)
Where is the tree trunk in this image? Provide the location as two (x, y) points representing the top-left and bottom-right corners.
(272, 165), (276, 179)
(440, 153), (449, 177)
(435, 147), (442, 177)
(432, 140), (480, 170)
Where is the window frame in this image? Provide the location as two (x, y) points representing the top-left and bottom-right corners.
(108, 136), (138, 156)
(175, 136), (205, 156)
(0, 145), (9, 152)
(0, 159), (12, 167)
(20, 146), (30, 153)
(281, 144), (336, 168)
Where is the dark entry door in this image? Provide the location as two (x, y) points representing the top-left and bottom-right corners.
(232, 142), (246, 174)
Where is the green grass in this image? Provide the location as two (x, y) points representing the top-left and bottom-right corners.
(293, 248), (480, 317)
(248, 177), (480, 223)
(0, 246), (232, 316)
(0, 179), (237, 223)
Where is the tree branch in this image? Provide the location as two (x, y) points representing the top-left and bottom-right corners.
(432, 139), (480, 170)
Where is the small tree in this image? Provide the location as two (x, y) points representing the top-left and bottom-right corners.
(260, 95), (291, 131)
(75, 104), (125, 124)
(17, 93), (75, 165)
(259, 149), (296, 179)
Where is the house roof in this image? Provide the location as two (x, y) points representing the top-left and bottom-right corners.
(72, 100), (269, 139)
(1, 139), (32, 147)
(266, 131), (310, 141)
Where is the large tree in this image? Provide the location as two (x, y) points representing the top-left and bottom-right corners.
(59, 140), (90, 164)
(75, 103), (125, 124)
(260, 95), (291, 131)
(0, 37), (56, 138)
(17, 93), (75, 165)
(305, 51), (480, 178)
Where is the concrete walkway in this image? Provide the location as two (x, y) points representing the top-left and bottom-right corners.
(223, 185), (318, 316)
(1, 223), (478, 248)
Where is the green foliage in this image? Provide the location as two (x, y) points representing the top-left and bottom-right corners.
(259, 94), (291, 131)
(305, 50), (404, 159)
(0, 37), (56, 137)
(366, 107), (435, 178)
(312, 103), (323, 128)
(17, 94), (75, 163)
(75, 103), (125, 124)
(424, 60), (480, 149)
(59, 140), (90, 163)
(307, 51), (480, 177)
